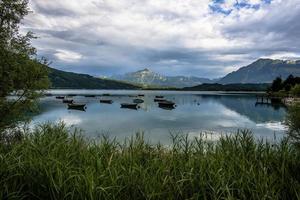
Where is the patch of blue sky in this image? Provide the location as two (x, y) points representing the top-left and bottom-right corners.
(262, 0), (272, 4)
(210, 0), (272, 15)
(234, 2), (260, 10)
(209, 4), (233, 15)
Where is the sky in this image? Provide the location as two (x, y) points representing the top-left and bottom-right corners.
(21, 0), (300, 78)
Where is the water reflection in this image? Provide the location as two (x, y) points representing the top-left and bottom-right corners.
(32, 90), (287, 143)
(158, 105), (176, 110)
(68, 106), (86, 112)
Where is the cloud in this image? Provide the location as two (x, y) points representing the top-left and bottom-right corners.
(21, 0), (300, 78)
(264, 52), (300, 60)
(54, 49), (83, 62)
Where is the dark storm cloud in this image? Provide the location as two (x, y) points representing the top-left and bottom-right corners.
(30, 1), (77, 17)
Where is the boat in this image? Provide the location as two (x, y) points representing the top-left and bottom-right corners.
(67, 94), (77, 97)
(120, 103), (139, 110)
(128, 95), (138, 97)
(63, 99), (74, 104)
(84, 95), (96, 98)
(154, 98), (166, 102)
(133, 99), (144, 104)
(158, 100), (176, 107)
(100, 99), (113, 104)
(159, 105), (175, 110)
(155, 95), (164, 98)
(102, 93), (111, 96)
(56, 96), (65, 99)
(138, 94), (145, 97)
(68, 103), (86, 111)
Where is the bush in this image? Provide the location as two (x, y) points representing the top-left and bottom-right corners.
(1, 123), (300, 199)
(286, 103), (300, 142)
(291, 84), (300, 97)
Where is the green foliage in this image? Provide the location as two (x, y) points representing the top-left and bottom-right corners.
(1, 123), (300, 199)
(270, 77), (283, 92)
(270, 75), (300, 93)
(0, 0), (49, 130)
(286, 103), (300, 142)
(291, 84), (300, 97)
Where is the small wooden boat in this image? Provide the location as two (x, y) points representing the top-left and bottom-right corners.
(100, 99), (113, 104)
(155, 95), (164, 98)
(63, 99), (74, 104)
(154, 98), (166, 102)
(158, 100), (175, 107)
(133, 99), (144, 104)
(84, 95), (96, 98)
(102, 93), (111, 96)
(56, 96), (65, 99)
(159, 105), (175, 110)
(68, 103), (86, 111)
(120, 103), (139, 110)
(138, 94), (145, 97)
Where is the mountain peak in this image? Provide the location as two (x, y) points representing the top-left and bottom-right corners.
(218, 58), (300, 84)
(111, 68), (213, 87)
(137, 68), (151, 73)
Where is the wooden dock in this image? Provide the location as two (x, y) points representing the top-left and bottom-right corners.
(256, 95), (270, 104)
(255, 95), (283, 105)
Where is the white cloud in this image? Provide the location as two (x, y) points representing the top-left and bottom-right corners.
(264, 52), (300, 60)
(21, 0), (300, 77)
(54, 49), (82, 62)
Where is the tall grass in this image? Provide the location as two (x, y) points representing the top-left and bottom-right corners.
(1, 123), (300, 200)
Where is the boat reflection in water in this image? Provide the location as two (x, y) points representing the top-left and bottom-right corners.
(133, 98), (144, 104)
(100, 99), (113, 104)
(158, 100), (176, 110)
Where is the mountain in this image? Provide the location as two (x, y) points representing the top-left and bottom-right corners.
(218, 59), (300, 84)
(48, 67), (139, 89)
(111, 68), (213, 88)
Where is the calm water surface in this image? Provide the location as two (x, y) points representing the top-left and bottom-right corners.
(32, 90), (287, 143)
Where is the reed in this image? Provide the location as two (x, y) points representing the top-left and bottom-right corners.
(1, 123), (300, 200)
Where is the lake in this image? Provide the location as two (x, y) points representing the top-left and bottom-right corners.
(31, 90), (288, 144)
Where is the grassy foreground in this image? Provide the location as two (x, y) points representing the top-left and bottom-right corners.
(1, 124), (300, 200)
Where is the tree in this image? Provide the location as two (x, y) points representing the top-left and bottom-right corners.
(291, 84), (300, 97)
(270, 77), (283, 92)
(284, 75), (295, 86)
(0, 0), (49, 130)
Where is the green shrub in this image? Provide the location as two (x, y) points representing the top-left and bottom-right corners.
(286, 103), (300, 143)
(291, 84), (300, 97)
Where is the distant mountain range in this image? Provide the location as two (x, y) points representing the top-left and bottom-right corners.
(111, 68), (214, 88)
(218, 59), (300, 84)
(48, 58), (300, 90)
(48, 67), (139, 89)
(111, 59), (300, 87)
